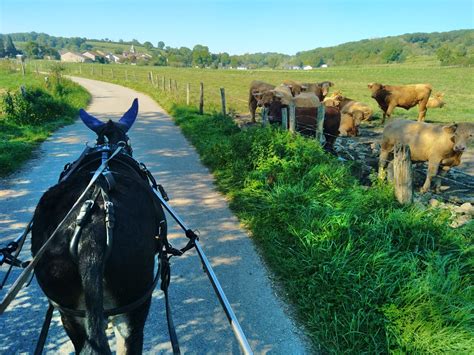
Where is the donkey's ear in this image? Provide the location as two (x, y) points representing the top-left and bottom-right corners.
(79, 109), (105, 133)
(118, 98), (138, 132)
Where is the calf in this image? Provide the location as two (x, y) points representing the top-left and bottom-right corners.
(368, 82), (432, 123)
(379, 119), (474, 193)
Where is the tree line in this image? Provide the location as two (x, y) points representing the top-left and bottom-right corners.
(1, 29), (472, 68)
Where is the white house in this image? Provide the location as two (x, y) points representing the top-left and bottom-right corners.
(105, 53), (121, 63)
(320, 64), (329, 68)
(303, 65), (313, 70)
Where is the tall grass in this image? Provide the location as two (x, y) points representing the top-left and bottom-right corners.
(172, 107), (474, 353)
(31, 60), (474, 352)
(0, 61), (90, 176)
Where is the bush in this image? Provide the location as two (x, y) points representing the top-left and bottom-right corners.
(1, 87), (66, 125)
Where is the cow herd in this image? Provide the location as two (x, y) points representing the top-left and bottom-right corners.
(248, 79), (473, 193)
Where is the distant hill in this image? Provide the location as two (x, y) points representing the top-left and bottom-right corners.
(293, 29), (474, 67)
(1, 29), (473, 68)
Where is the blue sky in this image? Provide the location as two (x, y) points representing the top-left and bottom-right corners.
(0, 0), (472, 55)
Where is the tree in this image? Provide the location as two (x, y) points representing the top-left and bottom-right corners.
(4, 36), (18, 57)
(157, 41), (165, 50)
(143, 41), (154, 50)
(192, 44), (211, 68)
(24, 41), (41, 58)
(0, 37), (6, 58)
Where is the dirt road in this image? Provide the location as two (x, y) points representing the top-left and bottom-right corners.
(0, 77), (310, 354)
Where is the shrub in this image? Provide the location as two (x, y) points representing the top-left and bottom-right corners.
(1, 87), (66, 125)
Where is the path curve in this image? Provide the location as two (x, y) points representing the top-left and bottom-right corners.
(0, 77), (310, 354)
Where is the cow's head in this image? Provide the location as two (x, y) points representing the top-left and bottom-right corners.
(252, 90), (276, 107)
(322, 97), (341, 108)
(444, 123), (474, 152)
(368, 82), (383, 92)
(284, 83), (305, 97)
(79, 98), (138, 149)
(318, 81), (334, 97)
(435, 92), (445, 99)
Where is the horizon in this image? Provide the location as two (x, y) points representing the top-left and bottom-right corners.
(0, 0), (473, 55)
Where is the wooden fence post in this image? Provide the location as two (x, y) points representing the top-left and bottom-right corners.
(316, 104), (326, 144)
(174, 80), (178, 91)
(220, 88), (226, 116)
(168, 78), (172, 91)
(150, 72), (155, 86)
(393, 143), (413, 204)
(262, 107), (269, 126)
(186, 83), (190, 105)
(281, 107), (288, 130)
(289, 103), (296, 133)
(199, 82), (204, 115)
(20, 60), (25, 76)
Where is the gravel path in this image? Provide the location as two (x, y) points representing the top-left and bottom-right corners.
(0, 77), (310, 354)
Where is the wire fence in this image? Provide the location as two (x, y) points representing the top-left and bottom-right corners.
(5, 59), (474, 199)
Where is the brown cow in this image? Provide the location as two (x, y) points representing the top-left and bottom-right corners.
(249, 80), (275, 122)
(379, 119), (474, 193)
(322, 106), (341, 152)
(339, 110), (363, 137)
(368, 82), (432, 123)
(328, 93), (373, 121)
(427, 92), (445, 108)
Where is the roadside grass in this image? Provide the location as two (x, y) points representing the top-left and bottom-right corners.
(0, 61), (90, 176)
(29, 60), (474, 352)
(169, 107), (474, 353)
(36, 60), (474, 124)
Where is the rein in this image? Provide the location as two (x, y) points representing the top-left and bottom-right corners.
(0, 142), (253, 355)
(0, 144), (125, 315)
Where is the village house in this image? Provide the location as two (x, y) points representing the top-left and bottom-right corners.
(60, 51), (87, 63)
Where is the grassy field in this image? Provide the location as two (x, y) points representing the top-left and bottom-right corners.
(21, 60), (474, 353)
(32, 60), (474, 124)
(0, 60), (90, 176)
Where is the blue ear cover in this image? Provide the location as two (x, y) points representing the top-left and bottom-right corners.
(118, 98), (139, 132)
(79, 109), (105, 133)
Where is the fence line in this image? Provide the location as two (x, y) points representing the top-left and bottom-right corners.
(9, 60), (473, 196)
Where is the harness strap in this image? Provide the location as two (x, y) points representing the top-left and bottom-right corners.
(69, 188), (101, 262)
(160, 253), (181, 355)
(49, 262), (161, 318)
(0, 145), (123, 315)
(33, 303), (54, 355)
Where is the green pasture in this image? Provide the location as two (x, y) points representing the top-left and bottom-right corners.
(33, 60), (474, 124)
